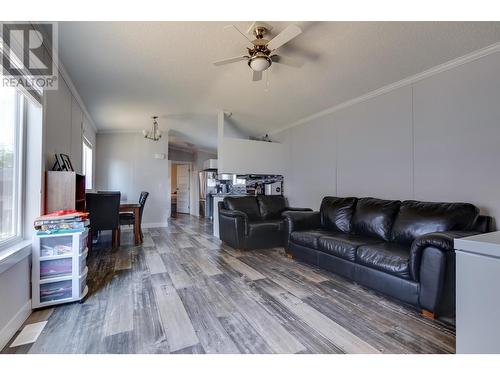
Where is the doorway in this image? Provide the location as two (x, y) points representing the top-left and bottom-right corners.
(171, 162), (191, 216)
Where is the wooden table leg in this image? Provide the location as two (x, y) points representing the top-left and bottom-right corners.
(133, 207), (141, 245)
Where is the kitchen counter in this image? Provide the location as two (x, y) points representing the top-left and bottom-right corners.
(210, 193), (249, 197)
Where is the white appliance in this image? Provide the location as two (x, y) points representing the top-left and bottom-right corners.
(265, 181), (282, 195)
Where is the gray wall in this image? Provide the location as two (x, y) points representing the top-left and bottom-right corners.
(96, 133), (169, 225)
(44, 77), (96, 180)
(278, 50), (500, 220)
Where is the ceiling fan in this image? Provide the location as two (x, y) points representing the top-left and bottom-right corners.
(213, 22), (304, 82)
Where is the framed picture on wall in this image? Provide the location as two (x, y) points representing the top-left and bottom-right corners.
(60, 153), (74, 172)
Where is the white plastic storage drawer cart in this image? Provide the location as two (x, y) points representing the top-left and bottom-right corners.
(32, 229), (89, 308)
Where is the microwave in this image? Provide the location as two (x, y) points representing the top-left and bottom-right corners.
(265, 181), (282, 195)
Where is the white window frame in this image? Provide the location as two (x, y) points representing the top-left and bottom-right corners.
(0, 88), (25, 251)
(82, 136), (93, 190)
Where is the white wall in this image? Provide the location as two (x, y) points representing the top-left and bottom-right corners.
(0, 257), (31, 349)
(219, 138), (286, 175)
(217, 110), (286, 175)
(277, 50), (500, 222)
(43, 76), (96, 185)
(96, 133), (169, 226)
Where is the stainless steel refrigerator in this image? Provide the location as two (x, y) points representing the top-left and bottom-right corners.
(199, 170), (217, 219)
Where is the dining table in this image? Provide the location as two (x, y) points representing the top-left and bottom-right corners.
(119, 202), (142, 245)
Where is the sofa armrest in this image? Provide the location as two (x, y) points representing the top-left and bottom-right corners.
(219, 208), (248, 220)
(282, 211), (321, 250)
(219, 209), (248, 249)
(284, 207), (313, 212)
(410, 230), (481, 280)
(410, 230), (481, 316)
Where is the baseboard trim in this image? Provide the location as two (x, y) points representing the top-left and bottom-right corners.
(0, 299), (32, 350)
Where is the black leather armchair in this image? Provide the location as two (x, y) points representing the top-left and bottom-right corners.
(219, 195), (311, 250)
(284, 196), (494, 318)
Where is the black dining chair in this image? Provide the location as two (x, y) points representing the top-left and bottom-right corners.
(86, 192), (121, 250)
(97, 190), (121, 194)
(120, 191), (149, 240)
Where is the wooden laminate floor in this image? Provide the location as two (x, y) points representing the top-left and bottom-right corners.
(2, 215), (455, 354)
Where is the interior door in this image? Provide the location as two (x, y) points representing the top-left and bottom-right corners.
(176, 164), (190, 214)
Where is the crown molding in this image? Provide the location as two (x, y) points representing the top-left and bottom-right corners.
(97, 129), (143, 134)
(33, 22), (98, 134)
(57, 62), (98, 134)
(168, 145), (217, 155)
(269, 41), (500, 136)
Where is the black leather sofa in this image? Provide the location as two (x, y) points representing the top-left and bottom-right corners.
(218, 196), (311, 250)
(284, 197), (493, 318)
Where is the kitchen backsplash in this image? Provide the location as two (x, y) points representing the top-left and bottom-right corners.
(237, 174), (283, 195)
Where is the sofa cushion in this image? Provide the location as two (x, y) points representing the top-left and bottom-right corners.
(317, 233), (381, 261)
(257, 196), (287, 220)
(352, 198), (401, 241)
(356, 242), (411, 279)
(248, 220), (284, 237)
(391, 200), (480, 244)
(224, 196), (261, 221)
(290, 229), (335, 249)
(320, 196), (357, 233)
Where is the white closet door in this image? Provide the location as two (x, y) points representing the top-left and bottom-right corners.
(176, 165), (190, 214)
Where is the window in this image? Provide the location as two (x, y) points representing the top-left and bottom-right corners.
(0, 86), (24, 248)
(82, 137), (93, 190)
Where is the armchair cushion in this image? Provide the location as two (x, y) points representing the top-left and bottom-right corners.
(224, 196), (261, 221)
(248, 220), (284, 238)
(256, 195), (287, 220)
(409, 230), (480, 280)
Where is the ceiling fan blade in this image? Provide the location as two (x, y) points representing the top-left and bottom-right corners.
(252, 70), (262, 82)
(213, 56), (248, 66)
(224, 24), (252, 44)
(267, 24), (302, 51)
(270, 54), (304, 68)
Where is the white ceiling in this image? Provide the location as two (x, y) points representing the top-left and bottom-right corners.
(57, 21), (500, 152)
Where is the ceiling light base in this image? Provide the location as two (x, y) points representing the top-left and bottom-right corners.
(248, 53), (272, 72)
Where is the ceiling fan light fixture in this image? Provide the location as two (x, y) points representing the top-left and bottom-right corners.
(248, 54), (271, 72)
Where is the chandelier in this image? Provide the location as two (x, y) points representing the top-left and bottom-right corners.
(143, 116), (162, 141)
